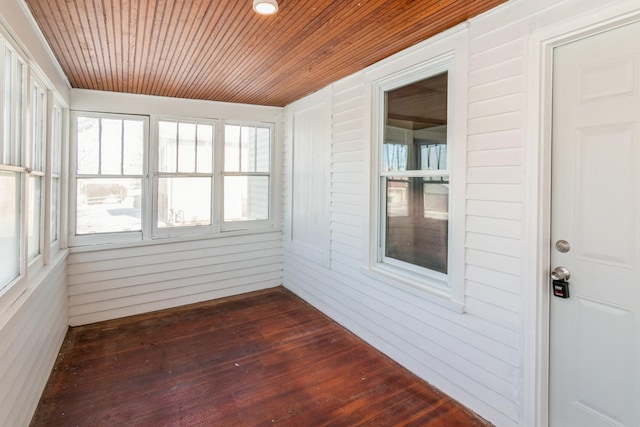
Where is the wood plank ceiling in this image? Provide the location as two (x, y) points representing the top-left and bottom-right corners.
(25, 0), (507, 107)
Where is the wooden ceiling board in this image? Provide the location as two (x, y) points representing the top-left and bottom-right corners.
(25, 0), (507, 107)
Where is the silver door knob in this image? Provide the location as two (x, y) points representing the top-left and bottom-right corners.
(550, 266), (570, 281)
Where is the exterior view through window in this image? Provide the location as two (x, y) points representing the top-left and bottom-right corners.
(383, 72), (449, 274)
(224, 124), (270, 222)
(157, 120), (213, 228)
(72, 113), (273, 243)
(75, 115), (144, 235)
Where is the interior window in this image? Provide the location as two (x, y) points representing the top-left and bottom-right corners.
(381, 72), (450, 276)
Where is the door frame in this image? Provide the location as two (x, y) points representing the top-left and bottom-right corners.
(524, 3), (640, 426)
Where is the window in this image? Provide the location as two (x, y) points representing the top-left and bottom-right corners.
(155, 119), (214, 234)
(372, 48), (466, 304)
(0, 32), (67, 307)
(0, 38), (26, 291)
(71, 114), (274, 244)
(71, 113), (146, 243)
(223, 123), (271, 227)
(382, 72), (449, 276)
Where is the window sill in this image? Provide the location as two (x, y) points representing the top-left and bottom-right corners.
(361, 263), (465, 313)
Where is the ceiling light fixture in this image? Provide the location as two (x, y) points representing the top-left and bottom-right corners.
(253, 0), (278, 15)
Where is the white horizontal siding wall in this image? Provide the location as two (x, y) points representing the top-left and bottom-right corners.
(68, 232), (283, 325)
(282, 0), (632, 425)
(0, 256), (68, 427)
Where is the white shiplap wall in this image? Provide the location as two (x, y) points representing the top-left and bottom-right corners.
(282, 1), (632, 425)
(68, 232), (282, 325)
(0, 256), (68, 427)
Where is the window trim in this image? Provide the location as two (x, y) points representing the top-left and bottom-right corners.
(367, 30), (468, 311)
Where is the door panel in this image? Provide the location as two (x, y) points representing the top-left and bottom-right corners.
(550, 20), (640, 427)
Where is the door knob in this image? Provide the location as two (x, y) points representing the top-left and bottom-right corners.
(550, 266), (570, 281)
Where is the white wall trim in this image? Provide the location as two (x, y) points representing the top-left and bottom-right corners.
(523, 2), (640, 426)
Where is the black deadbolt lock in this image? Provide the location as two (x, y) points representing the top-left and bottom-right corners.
(552, 280), (570, 298)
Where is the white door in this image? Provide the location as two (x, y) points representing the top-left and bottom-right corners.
(550, 21), (640, 427)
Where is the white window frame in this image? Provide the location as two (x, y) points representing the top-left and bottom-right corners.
(70, 112), (277, 246)
(220, 120), (275, 232)
(27, 73), (47, 271)
(151, 116), (217, 238)
(368, 28), (468, 310)
(47, 95), (65, 258)
(69, 111), (150, 246)
(0, 24), (68, 315)
(0, 33), (28, 308)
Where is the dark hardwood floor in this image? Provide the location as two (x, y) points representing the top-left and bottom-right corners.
(31, 287), (490, 426)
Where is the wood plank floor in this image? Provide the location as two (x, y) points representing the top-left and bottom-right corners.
(31, 287), (490, 426)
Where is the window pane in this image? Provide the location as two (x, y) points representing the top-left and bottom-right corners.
(51, 177), (59, 242)
(383, 143), (408, 172)
(385, 72), (448, 172)
(3, 47), (12, 165)
(28, 176), (41, 260)
(423, 180), (449, 220)
(256, 126), (270, 172)
(30, 83), (46, 171)
(420, 143), (447, 170)
(3, 49), (24, 166)
(77, 117), (100, 174)
(158, 121), (177, 173)
(224, 124), (240, 172)
(101, 119), (123, 175)
(52, 107), (62, 175)
(240, 125), (256, 172)
(196, 124), (213, 173)
(15, 60), (24, 165)
(0, 172), (20, 288)
(224, 176), (269, 222)
(178, 122), (196, 173)
(123, 120), (144, 174)
(76, 178), (142, 235)
(386, 178), (409, 217)
(225, 124), (270, 173)
(385, 177), (448, 274)
(157, 177), (211, 228)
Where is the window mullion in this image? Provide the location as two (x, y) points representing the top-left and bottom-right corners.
(194, 123), (198, 173)
(97, 118), (102, 175)
(120, 118), (124, 175)
(175, 121), (179, 173)
(253, 125), (257, 172)
(238, 127), (243, 173)
(213, 120), (224, 230)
